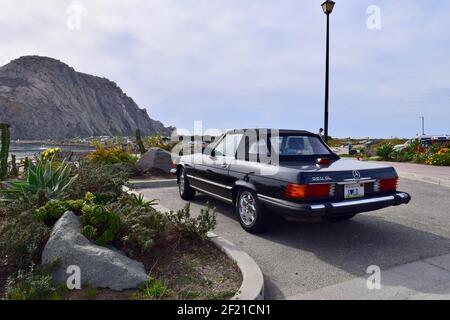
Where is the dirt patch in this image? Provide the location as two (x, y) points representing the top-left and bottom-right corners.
(60, 288), (137, 300)
(134, 235), (242, 300)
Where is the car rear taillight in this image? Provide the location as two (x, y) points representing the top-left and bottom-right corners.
(285, 183), (334, 199)
(316, 158), (331, 165)
(374, 178), (398, 192)
(171, 161), (177, 169)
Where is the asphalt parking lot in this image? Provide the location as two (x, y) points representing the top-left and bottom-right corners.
(138, 178), (450, 299)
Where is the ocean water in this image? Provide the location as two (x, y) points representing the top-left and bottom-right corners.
(7, 143), (93, 160)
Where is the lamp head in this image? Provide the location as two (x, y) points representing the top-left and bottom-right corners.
(321, 0), (335, 15)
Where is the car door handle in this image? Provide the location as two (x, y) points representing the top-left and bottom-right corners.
(221, 164), (229, 169)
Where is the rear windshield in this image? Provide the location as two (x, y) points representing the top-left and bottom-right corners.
(270, 135), (331, 157)
(244, 133), (336, 162)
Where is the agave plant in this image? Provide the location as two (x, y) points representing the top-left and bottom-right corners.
(131, 193), (158, 208)
(376, 143), (395, 161)
(0, 158), (78, 200)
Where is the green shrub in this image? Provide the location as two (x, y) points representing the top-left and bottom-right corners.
(133, 276), (173, 300)
(81, 225), (97, 240)
(66, 199), (85, 212)
(34, 199), (84, 226)
(0, 214), (49, 268)
(376, 143), (395, 161)
(391, 150), (412, 162)
(78, 194), (166, 253)
(0, 196), (38, 219)
(166, 204), (216, 241)
(387, 139), (450, 166)
(407, 139), (420, 152)
(412, 151), (427, 164)
(80, 205), (123, 246)
(5, 264), (59, 300)
(144, 133), (171, 151)
(426, 152), (450, 166)
(401, 139), (428, 164)
(104, 201), (215, 257)
(68, 161), (134, 200)
(114, 204), (168, 256)
(34, 200), (67, 226)
(87, 140), (137, 165)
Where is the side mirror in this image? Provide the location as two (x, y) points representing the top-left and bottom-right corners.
(210, 149), (216, 157)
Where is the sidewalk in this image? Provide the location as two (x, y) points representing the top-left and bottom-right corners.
(381, 162), (450, 188)
(287, 253), (450, 300)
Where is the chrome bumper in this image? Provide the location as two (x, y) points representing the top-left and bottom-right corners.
(258, 192), (411, 218)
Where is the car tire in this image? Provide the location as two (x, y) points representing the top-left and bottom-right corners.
(236, 189), (269, 234)
(178, 167), (196, 200)
(331, 214), (356, 221)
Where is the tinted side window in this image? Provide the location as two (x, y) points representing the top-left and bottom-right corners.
(214, 134), (243, 157)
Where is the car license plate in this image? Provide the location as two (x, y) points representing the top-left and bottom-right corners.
(344, 183), (364, 199)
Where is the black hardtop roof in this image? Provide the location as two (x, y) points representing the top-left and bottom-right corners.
(225, 128), (317, 136)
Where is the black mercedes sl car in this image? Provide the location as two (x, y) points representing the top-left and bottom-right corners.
(172, 129), (411, 233)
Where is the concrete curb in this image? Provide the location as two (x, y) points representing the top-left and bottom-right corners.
(208, 233), (264, 300)
(129, 179), (177, 189)
(124, 187), (265, 300)
(398, 172), (450, 189)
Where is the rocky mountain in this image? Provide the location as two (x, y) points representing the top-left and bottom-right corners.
(0, 56), (174, 140)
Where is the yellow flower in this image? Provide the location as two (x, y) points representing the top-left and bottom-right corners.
(84, 192), (96, 204)
(41, 147), (62, 160)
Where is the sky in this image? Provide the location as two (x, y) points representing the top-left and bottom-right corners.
(0, 0), (449, 138)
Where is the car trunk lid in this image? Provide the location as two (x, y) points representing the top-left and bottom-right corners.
(281, 159), (397, 184)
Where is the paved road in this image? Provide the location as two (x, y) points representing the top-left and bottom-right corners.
(139, 178), (450, 299)
(383, 161), (450, 188)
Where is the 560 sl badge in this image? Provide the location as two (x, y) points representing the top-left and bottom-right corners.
(311, 176), (333, 182)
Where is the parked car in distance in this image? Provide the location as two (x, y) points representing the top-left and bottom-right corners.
(171, 129), (411, 233)
(394, 135), (450, 152)
(418, 135), (450, 147)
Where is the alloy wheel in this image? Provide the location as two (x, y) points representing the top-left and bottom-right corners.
(239, 191), (257, 226)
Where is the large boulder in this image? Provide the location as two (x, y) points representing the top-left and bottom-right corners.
(137, 147), (173, 173)
(42, 212), (148, 291)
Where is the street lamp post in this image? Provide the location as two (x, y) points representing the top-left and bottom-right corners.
(419, 116), (425, 136)
(321, 1), (335, 144)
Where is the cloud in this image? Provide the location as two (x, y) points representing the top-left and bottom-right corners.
(0, 0), (449, 137)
